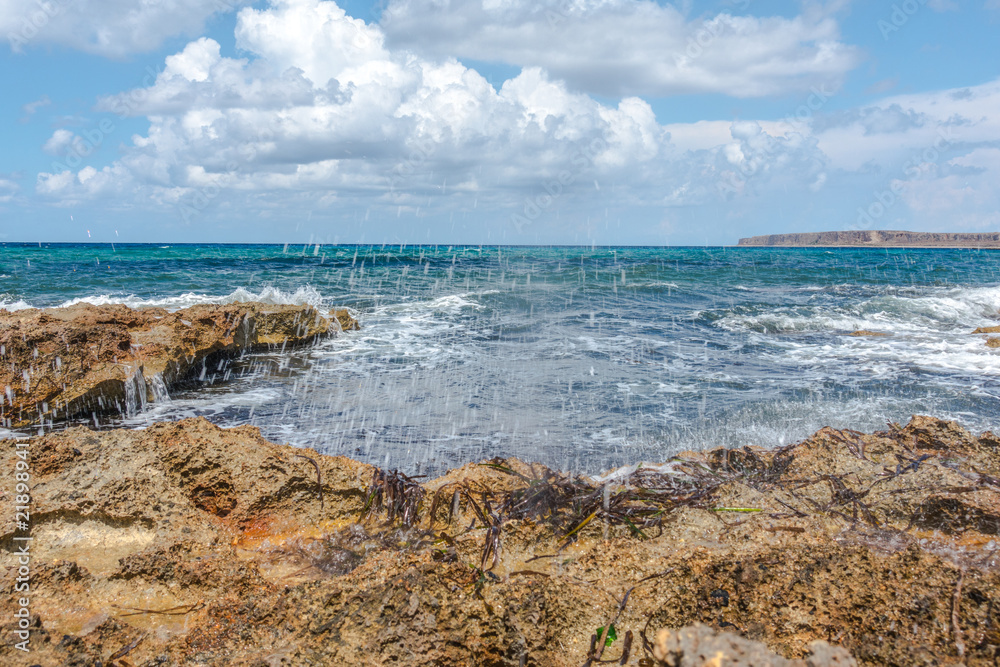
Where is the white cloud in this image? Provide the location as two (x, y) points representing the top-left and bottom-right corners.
(20, 94), (50, 121)
(1, 0), (249, 57)
(815, 79), (1000, 170)
(819, 81), (1000, 233)
(73, 0), (697, 217)
(892, 147), (1000, 231)
(236, 0), (387, 87)
(36, 164), (131, 205)
(380, 0), (861, 97)
(42, 129), (86, 157)
(0, 178), (19, 203)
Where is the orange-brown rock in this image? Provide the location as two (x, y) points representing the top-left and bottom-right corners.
(988, 337), (1000, 348)
(1, 415), (999, 665)
(847, 330), (887, 337)
(0, 302), (358, 428)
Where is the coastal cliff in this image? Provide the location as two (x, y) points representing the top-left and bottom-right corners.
(738, 230), (1000, 247)
(0, 302), (358, 429)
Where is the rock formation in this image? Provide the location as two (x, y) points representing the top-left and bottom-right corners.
(738, 230), (1000, 248)
(0, 302), (358, 429)
(2, 415), (998, 665)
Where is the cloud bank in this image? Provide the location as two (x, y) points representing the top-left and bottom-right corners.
(25, 0), (1000, 240)
(381, 0), (861, 98)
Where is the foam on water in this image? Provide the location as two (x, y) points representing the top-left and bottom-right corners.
(51, 285), (328, 312)
(0, 298), (34, 311)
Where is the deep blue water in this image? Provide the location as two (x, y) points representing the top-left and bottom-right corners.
(3, 243), (1000, 475)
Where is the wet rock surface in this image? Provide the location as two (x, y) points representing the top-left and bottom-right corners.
(1, 414), (999, 665)
(0, 302), (358, 429)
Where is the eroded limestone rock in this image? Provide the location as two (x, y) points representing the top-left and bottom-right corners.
(0, 302), (357, 428)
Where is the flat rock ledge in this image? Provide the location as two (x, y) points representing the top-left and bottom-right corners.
(0, 302), (358, 429)
(1, 415), (999, 665)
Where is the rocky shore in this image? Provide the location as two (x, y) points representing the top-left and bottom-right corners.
(0, 302), (358, 429)
(1, 414), (998, 665)
(2, 301), (999, 665)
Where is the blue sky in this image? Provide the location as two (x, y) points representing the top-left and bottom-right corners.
(1, 0), (998, 245)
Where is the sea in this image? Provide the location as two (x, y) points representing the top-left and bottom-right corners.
(3, 243), (1000, 476)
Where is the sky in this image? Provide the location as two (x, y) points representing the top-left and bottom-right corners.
(0, 0), (998, 246)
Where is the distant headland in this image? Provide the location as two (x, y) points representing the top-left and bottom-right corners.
(738, 230), (1000, 248)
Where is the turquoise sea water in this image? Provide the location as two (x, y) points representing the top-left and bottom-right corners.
(3, 243), (1000, 474)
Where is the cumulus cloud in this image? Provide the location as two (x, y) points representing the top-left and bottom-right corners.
(70, 0), (696, 219)
(36, 164), (132, 207)
(380, 0), (861, 97)
(42, 129), (86, 157)
(1, 0), (249, 57)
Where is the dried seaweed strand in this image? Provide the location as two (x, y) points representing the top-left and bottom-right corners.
(107, 632), (147, 662)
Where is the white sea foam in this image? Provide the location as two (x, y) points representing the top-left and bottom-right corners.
(1, 285), (329, 313)
(120, 387), (284, 429)
(716, 285), (1000, 335)
(0, 299), (34, 312)
(314, 291), (484, 369)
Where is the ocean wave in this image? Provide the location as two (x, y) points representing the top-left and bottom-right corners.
(46, 285), (329, 312)
(2, 286), (335, 314)
(715, 285), (1000, 335)
(424, 293), (483, 313)
(0, 298), (34, 312)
